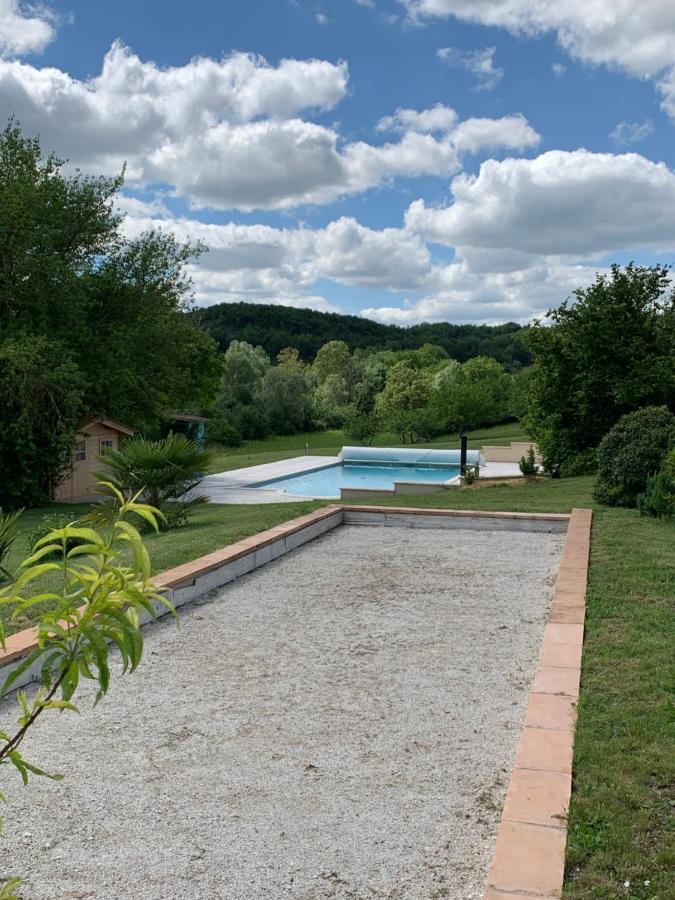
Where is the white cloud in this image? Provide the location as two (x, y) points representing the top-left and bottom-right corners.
(610, 120), (654, 145)
(405, 149), (675, 256)
(0, 47), (539, 210)
(377, 103), (459, 134)
(450, 114), (540, 153)
(551, 63), (566, 77)
(404, 1), (675, 120)
(437, 46), (503, 91)
(120, 211), (433, 309)
(0, 0), (55, 57)
(361, 261), (600, 324)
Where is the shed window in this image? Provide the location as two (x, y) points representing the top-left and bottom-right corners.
(74, 440), (86, 462)
(99, 438), (114, 453)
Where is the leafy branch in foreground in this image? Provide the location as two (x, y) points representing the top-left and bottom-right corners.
(0, 482), (174, 891)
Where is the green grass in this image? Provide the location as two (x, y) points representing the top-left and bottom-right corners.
(206, 421), (528, 473)
(2, 443), (673, 896)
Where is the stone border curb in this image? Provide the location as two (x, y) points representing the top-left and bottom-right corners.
(483, 507), (592, 899)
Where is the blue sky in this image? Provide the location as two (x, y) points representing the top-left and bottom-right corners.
(1, 0), (675, 323)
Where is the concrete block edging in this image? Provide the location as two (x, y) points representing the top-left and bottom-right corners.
(0, 502), (592, 900)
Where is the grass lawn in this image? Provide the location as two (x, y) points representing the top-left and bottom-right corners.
(206, 421), (528, 473)
(2, 447), (673, 896)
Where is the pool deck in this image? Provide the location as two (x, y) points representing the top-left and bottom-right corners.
(194, 456), (523, 504)
(194, 455), (340, 504)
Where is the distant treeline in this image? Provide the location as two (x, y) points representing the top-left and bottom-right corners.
(190, 302), (532, 370)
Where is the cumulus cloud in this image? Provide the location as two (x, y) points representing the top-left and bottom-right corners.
(405, 149), (675, 256)
(403, 0), (675, 120)
(361, 261), (601, 324)
(437, 46), (503, 91)
(377, 103), (459, 134)
(120, 210), (434, 308)
(0, 0), (55, 57)
(118, 143), (675, 324)
(0, 47), (539, 210)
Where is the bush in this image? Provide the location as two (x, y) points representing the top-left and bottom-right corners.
(25, 513), (84, 559)
(206, 416), (242, 447)
(96, 434), (212, 528)
(0, 508), (22, 581)
(637, 450), (675, 518)
(594, 406), (675, 507)
(519, 447), (538, 477)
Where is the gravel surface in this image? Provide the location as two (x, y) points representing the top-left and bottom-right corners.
(0, 524), (563, 900)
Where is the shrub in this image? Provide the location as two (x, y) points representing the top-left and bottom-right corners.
(25, 513), (84, 560)
(96, 434), (212, 528)
(0, 509), (22, 582)
(519, 447), (538, 477)
(206, 416), (242, 447)
(594, 406), (675, 507)
(637, 450), (675, 519)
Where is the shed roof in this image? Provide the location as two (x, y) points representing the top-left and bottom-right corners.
(79, 417), (136, 437)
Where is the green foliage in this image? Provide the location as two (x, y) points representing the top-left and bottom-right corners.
(96, 434), (212, 527)
(375, 363), (436, 442)
(0, 510), (22, 582)
(0, 335), (85, 508)
(519, 447), (538, 477)
(0, 122), (221, 508)
(524, 264), (675, 473)
(0, 484), (172, 881)
(25, 513), (84, 560)
(432, 356), (519, 432)
(343, 409), (380, 446)
(191, 301), (533, 368)
(205, 417), (242, 447)
(594, 406), (675, 507)
(312, 373), (351, 428)
(257, 367), (312, 435)
(637, 449), (675, 518)
(311, 340), (354, 388)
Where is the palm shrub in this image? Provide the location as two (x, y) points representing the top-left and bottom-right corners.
(0, 509), (22, 583)
(0, 484), (173, 895)
(96, 434), (212, 528)
(594, 406), (675, 507)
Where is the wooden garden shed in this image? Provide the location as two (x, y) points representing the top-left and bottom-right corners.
(54, 418), (135, 502)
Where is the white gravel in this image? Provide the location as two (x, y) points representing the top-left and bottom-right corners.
(0, 524), (563, 900)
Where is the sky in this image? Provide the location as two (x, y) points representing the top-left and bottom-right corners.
(1, 0), (675, 325)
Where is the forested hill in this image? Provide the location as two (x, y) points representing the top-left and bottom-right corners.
(190, 302), (532, 369)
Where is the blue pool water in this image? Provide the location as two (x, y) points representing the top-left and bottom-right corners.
(256, 463), (460, 498)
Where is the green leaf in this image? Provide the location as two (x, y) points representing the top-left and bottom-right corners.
(0, 647), (45, 699)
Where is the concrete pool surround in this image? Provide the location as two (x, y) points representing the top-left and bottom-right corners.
(194, 447), (523, 504)
(0, 504), (591, 899)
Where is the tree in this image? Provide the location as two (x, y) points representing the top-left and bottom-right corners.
(312, 374), (351, 428)
(0, 122), (221, 507)
(276, 346), (305, 373)
(311, 340), (354, 389)
(523, 264), (675, 474)
(375, 363), (435, 442)
(257, 367), (311, 434)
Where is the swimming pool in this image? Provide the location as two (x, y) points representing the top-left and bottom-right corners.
(255, 462), (460, 498)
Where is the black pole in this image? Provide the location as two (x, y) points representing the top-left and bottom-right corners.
(460, 432), (468, 475)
